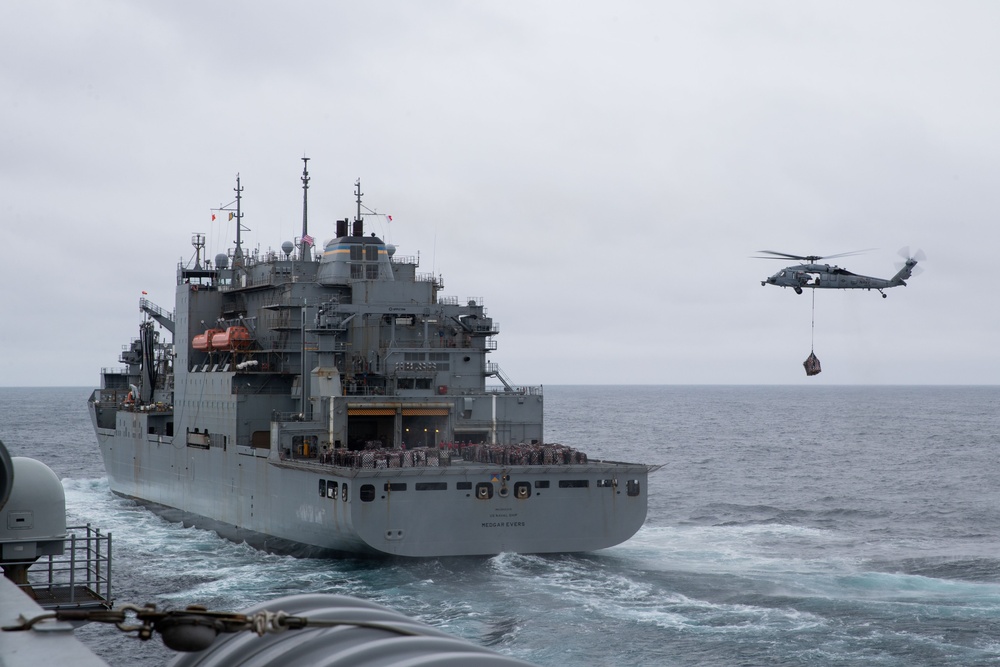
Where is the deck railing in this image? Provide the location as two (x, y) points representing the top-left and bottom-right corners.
(9, 524), (113, 610)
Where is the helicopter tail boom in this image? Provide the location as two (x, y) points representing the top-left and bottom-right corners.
(889, 258), (919, 286)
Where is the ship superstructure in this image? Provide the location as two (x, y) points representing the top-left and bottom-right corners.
(88, 164), (651, 557)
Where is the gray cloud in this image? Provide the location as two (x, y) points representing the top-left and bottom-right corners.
(1, 1), (997, 386)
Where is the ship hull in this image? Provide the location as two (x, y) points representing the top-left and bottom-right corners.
(91, 407), (649, 558)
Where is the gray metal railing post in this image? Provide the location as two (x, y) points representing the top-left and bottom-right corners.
(68, 532), (77, 603)
(93, 525), (101, 595)
(106, 532), (112, 604)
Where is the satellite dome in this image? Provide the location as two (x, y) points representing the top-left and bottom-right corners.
(281, 241), (294, 257)
(386, 244), (396, 257)
(0, 457), (67, 543)
(215, 253), (229, 269)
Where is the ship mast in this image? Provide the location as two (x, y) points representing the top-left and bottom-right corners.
(301, 157), (311, 262)
(233, 174), (244, 269)
(353, 178), (363, 236)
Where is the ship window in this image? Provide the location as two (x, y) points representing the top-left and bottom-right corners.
(366, 264), (379, 279)
(318, 479), (326, 497)
(384, 482), (407, 492)
(328, 480), (338, 499)
(415, 378), (432, 390)
(534, 480), (550, 489)
(627, 480), (641, 497)
(360, 484), (375, 502)
(416, 482), (447, 491)
(342, 484), (349, 501)
(456, 481), (472, 490)
(596, 479), (615, 488)
(351, 264), (364, 279)
(350, 246), (363, 260)
(429, 352), (450, 371)
(558, 480), (589, 488)
(366, 245), (378, 261)
(397, 378), (415, 389)
(475, 483), (493, 500)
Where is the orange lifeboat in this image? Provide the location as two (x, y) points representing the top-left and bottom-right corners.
(192, 328), (224, 351)
(211, 326), (252, 350)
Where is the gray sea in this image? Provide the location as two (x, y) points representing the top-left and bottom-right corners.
(1, 385), (998, 666)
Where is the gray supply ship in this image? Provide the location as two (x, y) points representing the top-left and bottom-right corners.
(88, 163), (653, 557)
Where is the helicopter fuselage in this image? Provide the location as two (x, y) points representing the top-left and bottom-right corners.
(761, 260), (917, 297)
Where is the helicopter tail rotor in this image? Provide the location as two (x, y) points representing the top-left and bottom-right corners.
(891, 247), (925, 284)
(896, 246), (926, 276)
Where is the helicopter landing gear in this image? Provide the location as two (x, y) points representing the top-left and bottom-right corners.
(878, 289), (887, 298)
(794, 286), (803, 295)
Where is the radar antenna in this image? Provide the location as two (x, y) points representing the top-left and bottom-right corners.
(191, 233), (205, 269)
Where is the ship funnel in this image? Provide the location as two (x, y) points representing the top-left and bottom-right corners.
(336, 218), (348, 238)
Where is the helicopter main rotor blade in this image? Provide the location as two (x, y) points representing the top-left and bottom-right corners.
(754, 250), (813, 260)
(820, 248), (875, 260)
(753, 249), (873, 262)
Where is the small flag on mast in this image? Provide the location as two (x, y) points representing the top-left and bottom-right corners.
(302, 234), (314, 246)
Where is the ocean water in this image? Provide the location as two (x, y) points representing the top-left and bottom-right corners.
(1, 385), (999, 666)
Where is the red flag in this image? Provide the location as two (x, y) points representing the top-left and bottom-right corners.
(211, 213), (217, 221)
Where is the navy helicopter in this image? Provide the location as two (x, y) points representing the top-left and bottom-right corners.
(757, 248), (924, 298)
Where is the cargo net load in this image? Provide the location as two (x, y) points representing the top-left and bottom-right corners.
(309, 442), (589, 469)
(803, 351), (822, 376)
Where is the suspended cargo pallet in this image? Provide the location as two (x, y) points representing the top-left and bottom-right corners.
(803, 351), (821, 376)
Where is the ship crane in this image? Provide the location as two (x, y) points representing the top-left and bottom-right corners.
(140, 297), (175, 335)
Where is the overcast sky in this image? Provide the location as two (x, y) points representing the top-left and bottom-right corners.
(2, 1), (997, 386)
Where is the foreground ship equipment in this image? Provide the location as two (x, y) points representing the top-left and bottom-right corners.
(0, 440), (113, 612)
(3, 594), (540, 667)
(88, 163), (655, 557)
